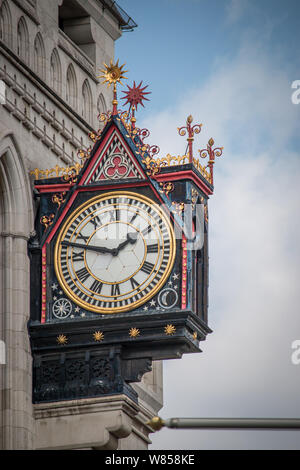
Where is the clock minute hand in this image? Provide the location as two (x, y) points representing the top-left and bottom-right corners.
(61, 240), (114, 254)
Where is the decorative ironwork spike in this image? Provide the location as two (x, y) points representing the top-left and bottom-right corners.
(178, 116), (202, 163)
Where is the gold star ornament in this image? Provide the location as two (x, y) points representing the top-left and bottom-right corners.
(129, 327), (140, 338)
(57, 334), (67, 345)
(164, 324), (176, 336)
(98, 59), (128, 88)
(93, 331), (104, 342)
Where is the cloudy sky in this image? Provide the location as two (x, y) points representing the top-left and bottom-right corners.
(116, 0), (300, 449)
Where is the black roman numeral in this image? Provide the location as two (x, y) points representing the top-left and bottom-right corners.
(108, 210), (116, 222)
(90, 215), (102, 230)
(72, 250), (84, 262)
(111, 283), (120, 297)
(130, 277), (140, 290)
(141, 225), (152, 236)
(130, 211), (139, 224)
(77, 232), (89, 243)
(147, 243), (159, 253)
(76, 267), (90, 283)
(91, 279), (103, 294)
(141, 261), (154, 275)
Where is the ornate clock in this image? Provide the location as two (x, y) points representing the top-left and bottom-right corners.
(28, 66), (222, 405)
(54, 192), (175, 314)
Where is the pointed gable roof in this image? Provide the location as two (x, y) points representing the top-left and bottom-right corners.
(79, 118), (146, 185)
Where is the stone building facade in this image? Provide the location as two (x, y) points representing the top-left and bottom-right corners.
(0, 0), (162, 450)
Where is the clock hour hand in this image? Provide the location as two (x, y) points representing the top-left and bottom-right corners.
(114, 232), (138, 254)
(61, 240), (114, 254)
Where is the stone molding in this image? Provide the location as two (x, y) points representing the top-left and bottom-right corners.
(34, 394), (151, 450)
(58, 29), (97, 82)
(11, 0), (40, 26)
(0, 55), (90, 164)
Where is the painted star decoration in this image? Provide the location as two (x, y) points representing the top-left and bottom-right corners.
(121, 81), (151, 112)
(93, 331), (104, 342)
(129, 327), (140, 338)
(164, 324), (176, 336)
(57, 334), (67, 345)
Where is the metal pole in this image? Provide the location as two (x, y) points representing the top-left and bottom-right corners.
(148, 416), (300, 432)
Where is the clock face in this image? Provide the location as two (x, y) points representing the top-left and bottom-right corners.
(54, 192), (176, 314)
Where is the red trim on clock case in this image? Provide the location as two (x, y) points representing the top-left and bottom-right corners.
(77, 181), (149, 192)
(41, 244), (47, 323)
(35, 184), (73, 193)
(80, 125), (114, 184)
(154, 170), (213, 197)
(181, 234), (187, 309)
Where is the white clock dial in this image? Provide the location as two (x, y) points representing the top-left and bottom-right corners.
(54, 192), (176, 314)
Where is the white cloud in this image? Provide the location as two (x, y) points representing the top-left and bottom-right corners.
(144, 42), (300, 449)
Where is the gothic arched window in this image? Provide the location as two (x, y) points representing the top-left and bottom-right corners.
(34, 33), (45, 79)
(97, 93), (106, 118)
(66, 64), (77, 109)
(82, 79), (92, 123)
(50, 48), (62, 95)
(17, 17), (29, 64)
(0, 1), (12, 47)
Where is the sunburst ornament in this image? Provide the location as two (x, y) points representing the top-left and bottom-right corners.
(129, 327), (140, 338)
(57, 334), (67, 345)
(98, 59), (128, 115)
(98, 59), (128, 88)
(93, 331), (104, 342)
(164, 324), (176, 336)
(121, 81), (151, 112)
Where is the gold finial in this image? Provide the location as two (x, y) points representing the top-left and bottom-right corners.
(98, 59), (128, 87)
(199, 137), (224, 186)
(178, 116), (202, 163)
(147, 416), (166, 431)
(98, 60), (128, 115)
